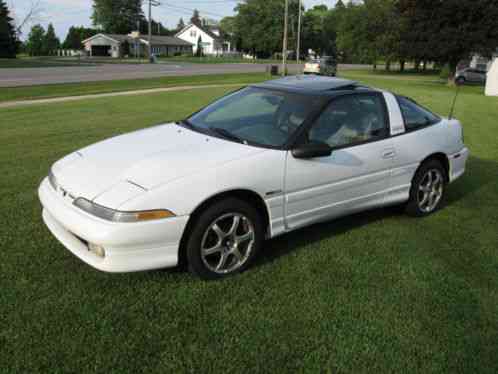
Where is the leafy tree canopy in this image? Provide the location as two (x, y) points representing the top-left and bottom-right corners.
(92, 0), (145, 34)
(191, 9), (201, 26)
(0, 0), (17, 58)
(44, 23), (60, 55)
(63, 26), (98, 50)
(26, 24), (45, 56)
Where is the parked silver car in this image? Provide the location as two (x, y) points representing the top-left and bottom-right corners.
(303, 56), (337, 76)
(455, 67), (487, 85)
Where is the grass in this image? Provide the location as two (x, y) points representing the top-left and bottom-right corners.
(0, 73), (269, 103)
(1, 71), (498, 373)
(0, 56), (94, 68)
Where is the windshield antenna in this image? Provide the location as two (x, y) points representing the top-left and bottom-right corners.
(449, 80), (462, 120)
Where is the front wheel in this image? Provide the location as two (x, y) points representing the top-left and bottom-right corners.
(186, 198), (264, 280)
(405, 160), (446, 217)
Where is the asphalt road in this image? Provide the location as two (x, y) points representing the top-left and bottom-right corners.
(0, 62), (370, 87)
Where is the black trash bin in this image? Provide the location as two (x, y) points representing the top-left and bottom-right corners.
(270, 65), (279, 76)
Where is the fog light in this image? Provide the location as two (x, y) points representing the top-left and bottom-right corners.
(88, 243), (106, 258)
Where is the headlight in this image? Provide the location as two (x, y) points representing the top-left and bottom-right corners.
(48, 169), (58, 191)
(73, 198), (176, 222)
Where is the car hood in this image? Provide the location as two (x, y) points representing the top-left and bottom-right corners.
(52, 123), (266, 201)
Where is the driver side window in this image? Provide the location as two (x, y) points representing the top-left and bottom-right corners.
(308, 94), (388, 148)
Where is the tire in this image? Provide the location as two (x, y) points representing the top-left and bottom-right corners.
(186, 198), (264, 280)
(405, 160), (447, 217)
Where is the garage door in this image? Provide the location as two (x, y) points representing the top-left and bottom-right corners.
(91, 45), (110, 57)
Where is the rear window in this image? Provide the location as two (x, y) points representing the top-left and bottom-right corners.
(397, 96), (441, 131)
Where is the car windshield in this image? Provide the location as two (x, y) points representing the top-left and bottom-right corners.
(186, 87), (323, 148)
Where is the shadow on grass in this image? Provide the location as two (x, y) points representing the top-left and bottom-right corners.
(257, 155), (496, 267)
(154, 156), (495, 276)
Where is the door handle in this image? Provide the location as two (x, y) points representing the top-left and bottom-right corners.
(382, 149), (396, 159)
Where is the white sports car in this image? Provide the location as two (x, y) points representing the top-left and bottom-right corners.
(39, 76), (469, 279)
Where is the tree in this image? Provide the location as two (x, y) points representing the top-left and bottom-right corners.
(363, 0), (401, 70)
(122, 39), (130, 57)
(336, 1), (371, 63)
(219, 16), (238, 49)
(0, 0), (17, 58)
(196, 35), (203, 57)
(44, 23), (60, 55)
(63, 26), (98, 50)
(177, 17), (185, 31)
(233, 0), (300, 59)
(335, 0), (345, 10)
(26, 24), (45, 56)
(301, 5), (337, 58)
(397, 0), (498, 75)
(191, 9), (201, 26)
(92, 0), (145, 34)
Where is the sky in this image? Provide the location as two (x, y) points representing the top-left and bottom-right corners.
(10, 0), (337, 41)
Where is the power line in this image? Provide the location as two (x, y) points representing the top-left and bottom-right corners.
(161, 2), (227, 19)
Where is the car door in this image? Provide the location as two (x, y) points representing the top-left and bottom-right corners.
(284, 92), (395, 230)
(467, 69), (480, 82)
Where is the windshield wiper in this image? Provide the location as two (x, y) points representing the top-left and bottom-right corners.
(209, 127), (245, 144)
(178, 119), (195, 130)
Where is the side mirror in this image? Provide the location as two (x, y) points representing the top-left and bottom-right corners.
(292, 142), (332, 159)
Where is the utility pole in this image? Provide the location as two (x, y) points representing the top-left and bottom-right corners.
(281, 0), (289, 76)
(296, 0), (302, 65)
(136, 20), (140, 61)
(148, 0), (160, 62)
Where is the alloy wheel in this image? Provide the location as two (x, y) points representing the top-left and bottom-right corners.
(200, 213), (255, 274)
(417, 169), (444, 213)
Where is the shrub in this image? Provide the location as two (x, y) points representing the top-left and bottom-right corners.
(439, 64), (451, 80)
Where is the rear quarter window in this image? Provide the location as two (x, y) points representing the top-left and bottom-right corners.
(397, 96), (441, 131)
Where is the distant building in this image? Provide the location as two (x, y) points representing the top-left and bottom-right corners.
(175, 23), (234, 56)
(470, 48), (498, 71)
(82, 33), (193, 58)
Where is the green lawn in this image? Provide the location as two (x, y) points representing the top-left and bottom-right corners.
(0, 73), (269, 103)
(2, 72), (498, 373)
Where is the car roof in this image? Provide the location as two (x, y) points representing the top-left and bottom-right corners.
(251, 75), (364, 95)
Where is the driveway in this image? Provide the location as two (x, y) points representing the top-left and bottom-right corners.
(0, 62), (370, 87)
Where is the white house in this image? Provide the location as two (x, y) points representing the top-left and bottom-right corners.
(175, 23), (233, 56)
(470, 48), (498, 71)
(82, 33), (193, 58)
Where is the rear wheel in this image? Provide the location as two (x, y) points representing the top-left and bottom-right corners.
(186, 198), (264, 280)
(405, 160), (446, 217)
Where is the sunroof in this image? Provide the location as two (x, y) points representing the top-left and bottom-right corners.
(256, 75), (358, 91)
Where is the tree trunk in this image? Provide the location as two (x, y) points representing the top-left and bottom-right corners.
(448, 59), (459, 84)
(385, 60), (391, 71)
(373, 61), (377, 70)
(423, 60), (427, 71)
(414, 59), (421, 72)
(400, 60), (406, 72)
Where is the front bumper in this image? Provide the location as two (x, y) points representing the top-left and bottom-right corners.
(38, 178), (189, 273)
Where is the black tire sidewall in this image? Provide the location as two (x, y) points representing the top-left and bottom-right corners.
(406, 160), (446, 217)
(186, 198), (264, 280)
